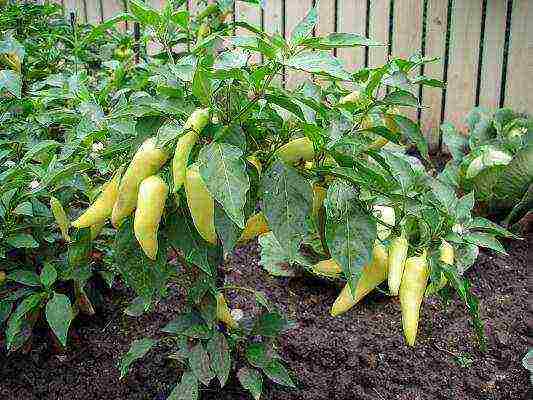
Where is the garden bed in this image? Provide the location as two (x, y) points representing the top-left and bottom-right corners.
(0, 237), (529, 400)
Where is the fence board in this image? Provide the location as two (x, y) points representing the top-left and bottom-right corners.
(285, 0), (313, 89)
(85, 0), (102, 24)
(367, 0), (391, 68)
(505, 0), (532, 114)
(316, 0), (335, 37)
(337, 0), (367, 71)
(263, 0), (283, 85)
(444, 1), (482, 131)
(64, 0), (86, 22)
(392, 0), (424, 122)
(235, 2), (262, 64)
(479, 0), (507, 110)
(420, 0), (449, 152)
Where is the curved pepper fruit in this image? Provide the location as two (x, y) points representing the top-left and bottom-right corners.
(185, 163), (217, 244)
(111, 138), (168, 228)
(400, 251), (429, 346)
(134, 176), (168, 260)
(330, 241), (388, 316)
(72, 167), (123, 228)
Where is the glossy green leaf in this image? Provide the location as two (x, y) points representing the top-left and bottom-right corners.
(40, 263), (57, 288)
(168, 371), (198, 400)
(262, 359), (295, 388)
(118, 338), (157, 379)
(189, 343), (215, 386)
(261, 160), (312, 261)
(325, 180), (376, 298)
(284, 51), (351, 81)
(45, 293), (73, 347)
(206, 331), (231, 387)
(198, 143), (250, 229)
(237, 367), (263, 400)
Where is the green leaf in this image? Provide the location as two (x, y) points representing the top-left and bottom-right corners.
(382, 90), (419, 108)
(467, 217), (520, 239)
(390, 114), (429, 159)
(65, 228), (92, 285)
(455, 192), (475, 222)
(192, 66), (212, 106)
(45, 293), (73, 347)
(198, 143), (250, 229)
(189, 343), (215, 386)
(13, 201), (33, 217)
(118, 338), (157, 379)
(8, 270), (41, 287)
(129, 0), (161, 26)
(168, 371), (199, 400)
(261, 160), (313, 261)
(246, 342), (272, 368)
(40, 263), (58, 288)
(114, 218), (172, 303)
(454, 243), (479, 275)
(214, 49), (248, 71)
(257, 232), (299, 277)
(6, 233), (39, 249)
(307, 32), (384, 49)
(262, 359), (295, 388)
(440, 122), (468, 162)
(284, 51), (351, 81)
(463, 233), (506, 254)
(206, 331), (231, 387)
(166, 209), (214, 276)
(0, 70), (21, 98)
(291, 7), (318, 46)
(252, 312), (286, 337)
(5, 293), (42, 349)
(411, 75), (445, 88)
(237, 367), (263, 400)
(324, 180), (376, 298)
(214, 204), (242, 257)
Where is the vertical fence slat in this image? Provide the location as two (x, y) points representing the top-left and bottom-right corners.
(317, 0), (335, 37)
(101, 1), (125, 20)
(235, 2), (262, 64)
(85, 0), (102, 24)
(420, 0), (449, 153)
(505, 0), (532, 114)
(367, 0), (391, 68)
(64, 0), (86, 23)
(285, 0), (313, 89)
(479, 0), (507, 110)
(263, 0), (283, 85)
(392, 0), (424, 122)
(337, 0), (367, 71)
(444, 1), (482, 131)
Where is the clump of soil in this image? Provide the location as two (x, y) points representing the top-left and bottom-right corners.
(0, 238), (529, 400)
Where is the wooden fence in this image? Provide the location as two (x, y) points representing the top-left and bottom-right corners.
(38, 1), (533, 151)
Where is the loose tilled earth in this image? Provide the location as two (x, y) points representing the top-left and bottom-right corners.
(0, 235), (529, 400)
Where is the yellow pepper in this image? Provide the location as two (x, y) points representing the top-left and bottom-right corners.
(134, 176), (169, 260)
(111, 138), (168, 227)
(330, 242), (388, 316)
(216, 293), (237, 329)
(50, 196), (70, 241)
(185, 164), (217, 245)
(72, 167), (123, 228)
(400, 251), (429, 346)
(238, 213), (270, 243)
(387, 234), (409, 296)
(276, 137), (315, 164)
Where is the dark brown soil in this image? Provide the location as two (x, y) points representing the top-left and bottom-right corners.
(0, 236), (530, 400)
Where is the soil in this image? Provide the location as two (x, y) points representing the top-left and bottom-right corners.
(0, 236), (530, 400)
